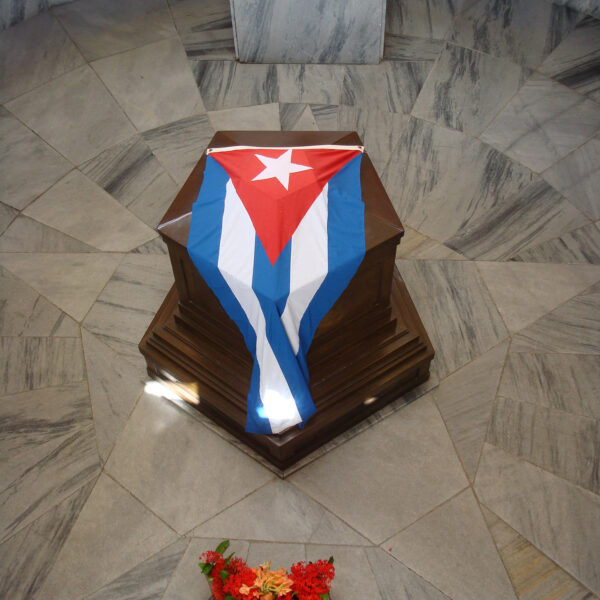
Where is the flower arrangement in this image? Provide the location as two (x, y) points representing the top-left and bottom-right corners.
(199, 540), (335, 600)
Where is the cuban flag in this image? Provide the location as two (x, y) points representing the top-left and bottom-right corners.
(187, 145), (365, 434)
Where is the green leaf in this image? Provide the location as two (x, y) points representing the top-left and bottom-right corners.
(328, 556), (334, 564)
(201, 563), (213, 576)
(215, 540), (230, 555)
(225, 595), (236, 600)
(225, 551), (235, 563)
(219, 569), (229, 582)
(321, 594), (330, 600)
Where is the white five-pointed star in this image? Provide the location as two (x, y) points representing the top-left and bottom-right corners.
(252, 149), (312, 190)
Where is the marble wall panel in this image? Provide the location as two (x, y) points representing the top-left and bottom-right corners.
(384, 34), (444, 61)
(231, 0), (385, 64)
(386, 0), (464, 39)
(449, 0), (580, 70)
(475, 443), (600, 594)
(480, 74), (600, 173)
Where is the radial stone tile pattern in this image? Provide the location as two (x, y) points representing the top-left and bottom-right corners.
(1, 0), (600, 598)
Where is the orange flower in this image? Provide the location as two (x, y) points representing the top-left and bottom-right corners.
(252, 562), (294, 597)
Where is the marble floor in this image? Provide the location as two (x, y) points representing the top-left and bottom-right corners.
(1, 0), (600, 598)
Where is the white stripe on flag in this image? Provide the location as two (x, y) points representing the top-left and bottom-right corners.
(281, 184), (329, 355)
(218, 179), (302, 434)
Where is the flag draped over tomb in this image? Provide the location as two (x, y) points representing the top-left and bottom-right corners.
(187, 145), (365, 434)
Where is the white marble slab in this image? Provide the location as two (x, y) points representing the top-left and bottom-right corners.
(386, 0), (464, 39)
(207, 103), (281, 131)
(279, 103), (318, 131)
(5, 65), (136, 165)
(475, 443), (600, 595)
(384, 34), (444, 61)
(92, 37), (205, 132)
(480, 74), (600, 173)
(0, 252), (122, 322)
(0, 12), (84, 103)
(53, 0), (176, 61)
(0, 107), (72, 211)
(231, 0), (385, 64)
(277, 64), (344, 105)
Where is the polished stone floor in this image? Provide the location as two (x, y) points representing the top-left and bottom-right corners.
(1, 0), (600, 598)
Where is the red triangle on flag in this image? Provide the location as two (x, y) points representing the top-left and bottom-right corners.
(209, 146), (362, 265)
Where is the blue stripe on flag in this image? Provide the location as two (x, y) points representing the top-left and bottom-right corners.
(297, 154), (365, 378)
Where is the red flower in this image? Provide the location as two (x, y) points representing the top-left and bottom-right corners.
(223, 564), (256, 599)
(290, 560), (335, 600)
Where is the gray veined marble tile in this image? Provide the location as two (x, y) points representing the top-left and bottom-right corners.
(434, 341), (509, 481)
(411, 42), (527, 136)
(191, 59), (278, 111)
(445, 179), (590, 260)
(0, 266), (79, 337)
(142, 114), (214, 185)
(290, 395), (468, 544)
(539, 16), (600, 103)
(511, 281), (600, 354)
(553, 0), (600, 19)
(386, 0), (464, 40)
(488, 396), (600, 494)
(0, 202), (16, 236)
(305, 545), (382, 600)
(131, 237), (169, 255)
(475, 443), (600, 595)
(1, 0), (74, 31)
(384, 34), (444, 62)
(0, 11), (85, 104)
(449, 0), (580, 70)
(192, 479), (369, 545)
(37, 474), (178, 600)
(86, 538), (189, 600)
(336, 105), (409, 176)
(92, 37), (205, 132)
(310, 104), (340, 131)
(396, 227), (467, 260)
(53, 0), (176, 61)
(498, 351), (600, 419)
(0, 216), (96, 253)
(277, 64), (345, 105)
(340, 62), (433, 114)
(169, 0), (234, 60)
(0, 478), (95, 600)
(0, 412), (99, 543)
(543, 135), (600, 222)
(23, 170), (157, 252)
(476, 262), (600, 334)
(279, 103), (318, 131)
(80, 136), (178, 229)
(105, 393), (273, 534)
(382, 118), (538, 242)
(207, 103), (281, 131)
(481, 505), (599, 600)
(397, 260), (508, 378)
(231, 0), (384, 64)
(386, 489), (517, 600)
(0, 107), (72, 211)
(162, 538), (250, 600)
(480, 73), (600, 173)
(0, 336), (85, 395)
(82, 329), (143, 463)
(365, 548), (451, 600)
(0, 252), (123, 323)
(246, 542), (307, 573)
(5, 65), (136, 165)
(82, 254), (173, 372)
(511, 221), (600, 263)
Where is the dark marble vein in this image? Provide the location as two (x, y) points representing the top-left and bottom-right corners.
(511, 281), (600, 354)
(0, 478), (96, 600)
(488, 396), (600, 493)
(539, 17), (600, 103)
(386, 0), (463, 39)
(411, 42), (527, 135)
(511, 222), (600, 264)
(384, 34), (444, 61)
(86, 538), (189, 600)
(191, 59), (278, 111)
(445, 179), (589, 260)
